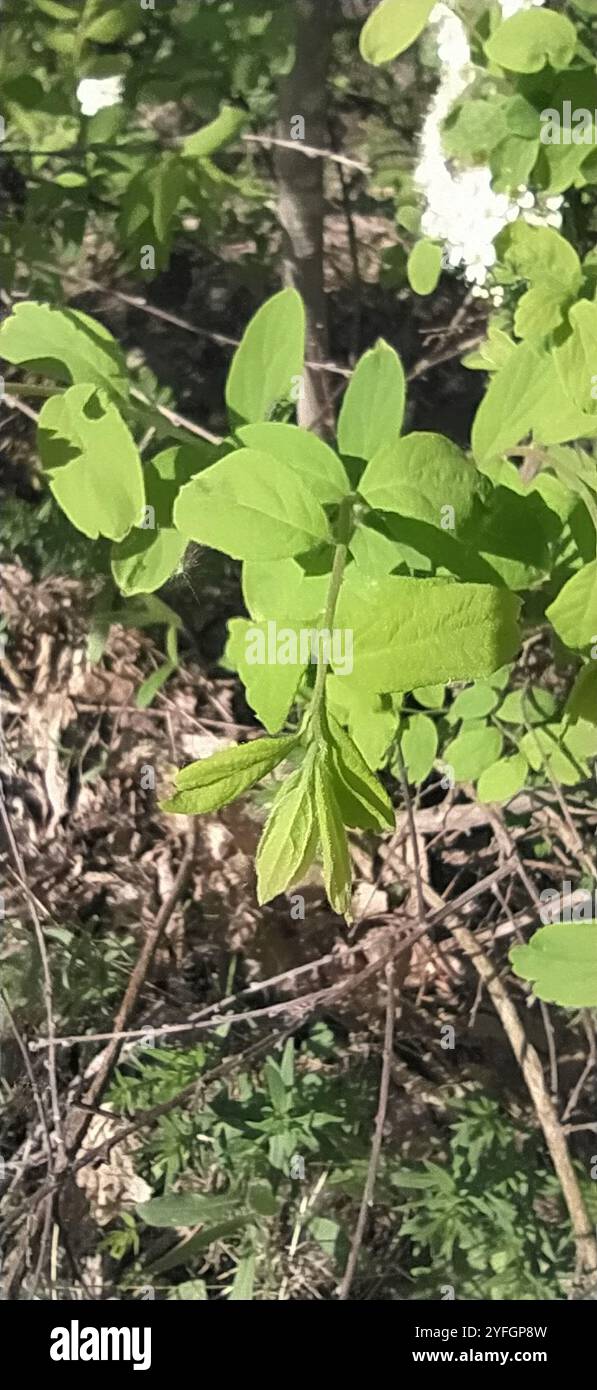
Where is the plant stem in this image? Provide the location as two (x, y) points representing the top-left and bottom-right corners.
(2, 382), (61, 397)
(310, 494), (354, 743)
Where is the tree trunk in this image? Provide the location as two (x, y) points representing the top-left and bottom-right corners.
(275, 0), (336, 436)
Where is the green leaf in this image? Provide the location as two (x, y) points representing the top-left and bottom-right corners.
(348, 516), (420, 577)
(337, 339), (405, 462)
(407, 240), (442, 296)
(335, 574), (521, 695)
(327, 681), (395, 769)
(280, 1038), (295, 1086)
(111, 445), (206, 596)
(443, 99), (508, 161)
(510, 923), (597, 1007)
(225, 618), (305, 734)
(182, 105), (247, 158)
(485, 9), (577, 74)
(243, 558), (328, 624)
(476, 753), (528, 804)
(151, 1219), (246, 1275)
(226, 289), (305, 426)
(443, 724), (503, 782)
(173, 449), (330, 560)
(546, 562), (597, 652)
(359, 0), (435, 65)
(544, 446), (597, 533)
(161, 734), (300, 815)
(247, 1180), (279, 1218)
(360, 432), (483, 537)
(314, 756), (352, 919)
(503, 220), (581, 295)
(326, 714), (394, 830)
(79, 0), (139, 43)
(400, 713), (438, 784)
(34, 0), (80, 17)
(449, 683), (499, 722)
(471, 342), (597, 463)
(136, 660), (176, 710)
(238, 423), (350, 504)
(565, 664), (597, 724)
(264, 1058), (290, 1112)
(413, 684), (445, 708)
(497, 687), (557, 725)
(229, 1252), (256, 1301)
(138, 1193), (241, 1227)
(256, 763), (318, 903)
(514, 284), (567, 341)
(38, 384), (144, 542)
(0, 301), (128, 400)
(118, 156), (186, 275)
(562, 716), (597, 761)
(554, 301), (597, 416)
(520, 725), (588, 785)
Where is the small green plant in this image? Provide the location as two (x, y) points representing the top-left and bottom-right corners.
(391, 1093), (578, 1300)
(105, 1028), (378, 1297)
(105, 1055), (582, 1301)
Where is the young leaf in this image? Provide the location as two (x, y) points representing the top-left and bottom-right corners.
(476, 754), (528, 804)
(256, 764), (318, 904)
(182, 104), (247, 158)
(407, 240), (442, 296)
(135, 659), (176, 711)
(497, 687), (557, 725)
(327, 680), (396, 770)
(314, 756), (352, 919)
(510, 923), (597, 1008)
(485, 9), (577, 74)
(443, 724), (503, 782)
(111, 445), (207, 596)
(520, 725), (588, 785)
(225, 288), (305, 426)
(471, 343), (597, 463)
(238, 423), (350, 504)
(243, 558), (328, 624)
(327, 714), (394, 830)
(0, 301), (128, 399)
(400, 713), (438, 785)
(359, 0), (435, 65)
(413, 684), (445, 709)
(225, 618), (305, 734)
(546, 561), (597, 652)
(449, 683), (499, 722)
(554, 301), (597, 417)
(565, 664), (597, 724)
(161, 734), (300, 815)
(337, 339), (405, 462)
(173, 449), (330, 560)
(38, 384), (144, 541)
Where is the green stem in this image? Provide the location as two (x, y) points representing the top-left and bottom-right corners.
(310, 494), (354, 743)
(2, 383), (61, 398)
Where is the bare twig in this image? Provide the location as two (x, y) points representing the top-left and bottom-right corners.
(338, 958), (396, 1300)
(0, 786), (63, 1153)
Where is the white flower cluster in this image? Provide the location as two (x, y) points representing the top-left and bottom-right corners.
(414, 1), (561, 304)
(499, 0), (545, 18)
(76, 75), (124, 118)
